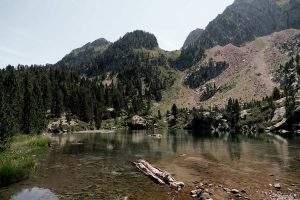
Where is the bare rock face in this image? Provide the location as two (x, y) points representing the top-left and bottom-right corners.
(272, 106), (286, 122)
(128, 115), (148, 130)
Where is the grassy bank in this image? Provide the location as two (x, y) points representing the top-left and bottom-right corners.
(0, 135), (50, 186)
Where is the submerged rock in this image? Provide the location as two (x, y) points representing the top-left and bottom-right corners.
(231, 189), (239, 194)
(199, 192), (212, 200)
(190, 187), (213, 200)
(274, 183), (281, 190)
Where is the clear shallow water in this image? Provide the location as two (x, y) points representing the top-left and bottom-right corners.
(1, 130), (300, 199)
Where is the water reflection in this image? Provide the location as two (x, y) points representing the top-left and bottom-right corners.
(54, 130), (300, 173)
(6, 131), (300, 200)
(11, 187), (58, 200)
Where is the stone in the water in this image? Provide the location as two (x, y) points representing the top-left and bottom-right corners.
(223, 187), (230, 193)
(199, 192), (212, 200)
(241, 189), (247, 194)
(231, 189), (239, 194)
(191, 189), (202, 195)
(235, 193), (242, 198)
(274, 183), (281, 190)
(11, 187), (58, 200)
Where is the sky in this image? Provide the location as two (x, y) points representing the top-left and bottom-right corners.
(0, 0), (234, 67)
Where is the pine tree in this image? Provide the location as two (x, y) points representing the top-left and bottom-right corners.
(272, 87), (281, 100)
(21, 74), (33, 134)
(157, 109), (162, 119)
(2, 66), (21, 134)
(226, 98), (240, 132)
(79, 87), (93, 122)
(41, 73), (52, 112)
(171, 104), (178, 119)
(51, 83), (64, 118)
(296, 54), (300, 76)
(94, 103), (103, 129)
(283, 59), (296, 118)
(32, 81), (45, 133)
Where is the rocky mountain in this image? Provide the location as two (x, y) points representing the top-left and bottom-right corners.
(57, 38), (111, 68)
(182, 28), (204, 49)
(180, 0), (300, 68)
(153, 29), (299, 113)
(186, 29), (300, 107)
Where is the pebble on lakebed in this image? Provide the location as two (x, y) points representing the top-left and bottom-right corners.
(274, 183), (281, 190)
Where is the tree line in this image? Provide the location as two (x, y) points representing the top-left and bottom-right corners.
(0, 62), (173, 150)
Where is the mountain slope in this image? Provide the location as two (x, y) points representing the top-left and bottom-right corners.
(56, 30), (179, 110)
(57, 38), (111, 68)
(186, 29), (300, 107)
(156, 29), (299, 110)
(95, 30), (160, 72)
(182, 28), (204, 49)
(180, 0), (300, 68)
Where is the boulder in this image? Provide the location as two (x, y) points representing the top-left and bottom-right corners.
(240, 109), (251, 119)
(128, 115), (148, 130)
(270, 118), (287, 131)
(271, 107), (286, 122)
(48, 123), (60, 134)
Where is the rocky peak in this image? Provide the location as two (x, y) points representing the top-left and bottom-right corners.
(182, 28), (204, 50)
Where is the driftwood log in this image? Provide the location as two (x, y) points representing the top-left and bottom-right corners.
(133, 159), (184, 191)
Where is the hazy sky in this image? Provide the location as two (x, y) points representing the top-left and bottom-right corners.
(0, 0), (234, 67)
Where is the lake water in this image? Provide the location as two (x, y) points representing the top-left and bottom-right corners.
(1, 130), (300, 199)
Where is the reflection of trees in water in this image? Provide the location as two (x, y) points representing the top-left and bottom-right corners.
(227, 134), (242, 161)
(171, 133), (178, 153)
(58, 130), (299, 174)
(60, 132), (153, 157)
(272, 135), (290, 168)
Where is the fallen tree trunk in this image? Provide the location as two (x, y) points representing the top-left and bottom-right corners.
(133, 159), (184, 191)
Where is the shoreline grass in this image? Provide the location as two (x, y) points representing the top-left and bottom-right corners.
(0, 134), (50, 186)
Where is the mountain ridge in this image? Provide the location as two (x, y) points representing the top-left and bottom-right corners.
(182, 28), (204, 50)
(57, 38), (111, 68)
(180, 0), (300, 67)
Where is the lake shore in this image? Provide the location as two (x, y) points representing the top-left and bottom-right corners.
(1, 131), (299, 200)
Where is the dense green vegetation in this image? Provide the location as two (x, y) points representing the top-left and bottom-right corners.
(0, 30), (177, 151)
(174, 45), (204, 69)
(226, 98), (241, 132)
(0, 135), (50, 186)
(57, 38), (111, 69)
